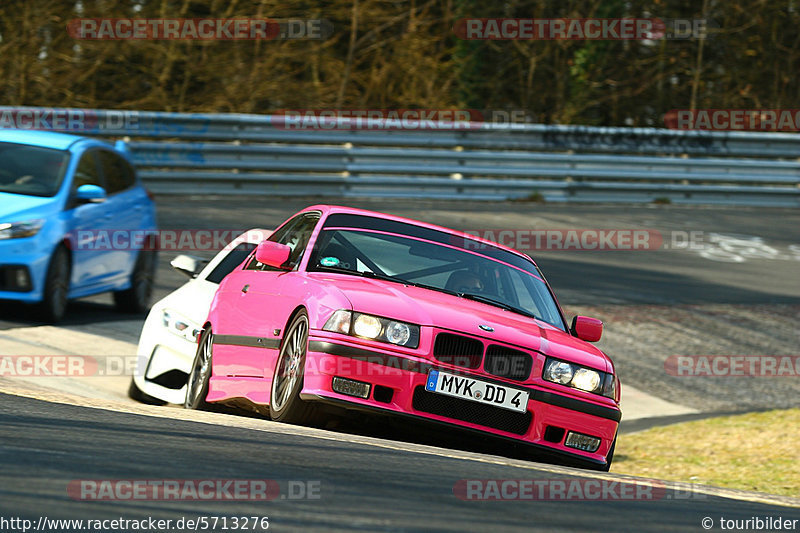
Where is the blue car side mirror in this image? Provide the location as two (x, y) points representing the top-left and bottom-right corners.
(75, 184), (107, 203)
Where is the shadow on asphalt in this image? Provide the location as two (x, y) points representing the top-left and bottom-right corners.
(196, 400), (597, 471)
(0, 299), (146, 330)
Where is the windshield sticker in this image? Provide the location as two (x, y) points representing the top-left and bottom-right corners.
(320, 256), (340, 267)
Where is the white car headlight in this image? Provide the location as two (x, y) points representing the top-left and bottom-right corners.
(162, 309), (200, 342)
(543, 357), (613, 398)
(323, 310), (420, 348)
(0, 219), (45, 240)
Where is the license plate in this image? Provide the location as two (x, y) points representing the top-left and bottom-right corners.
(425, 370), (529, 413)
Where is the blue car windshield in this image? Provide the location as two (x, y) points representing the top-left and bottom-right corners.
(0, 142), (70, 197)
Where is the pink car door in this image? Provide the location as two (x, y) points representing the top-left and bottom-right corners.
(212, 213), (320, 379)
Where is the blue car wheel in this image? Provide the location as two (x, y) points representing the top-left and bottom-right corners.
(36, 245), (70, 323)
(113, 249), (156, 313)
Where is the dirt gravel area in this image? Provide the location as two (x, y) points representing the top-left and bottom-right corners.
(565, 303), (800, 412)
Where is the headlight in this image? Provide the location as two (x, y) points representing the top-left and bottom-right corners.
(543, 360), (573, 384)
(353, 314), (382, 338)
(323, 309), (351, 334)
(385, 321), (411, 345)
(602, 373), (617, 400)
(162, 309), (200, 342)
(543, 357), (613, 398)
(0, 219), (45, 240)
(572, 367), (601, 392)
(323, 310), (420, 348)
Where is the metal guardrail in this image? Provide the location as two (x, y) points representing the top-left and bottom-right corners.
(1, 107), (799, 205)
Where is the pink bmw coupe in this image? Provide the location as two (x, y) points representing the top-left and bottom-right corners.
(185, 205), (621, 470)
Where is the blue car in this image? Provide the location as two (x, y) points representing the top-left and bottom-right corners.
(0, 130), (157, 322)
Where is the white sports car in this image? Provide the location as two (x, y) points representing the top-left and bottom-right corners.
(129, 229), (270, 405)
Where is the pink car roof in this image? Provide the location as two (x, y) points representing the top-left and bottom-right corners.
(300, 204), (538, 267)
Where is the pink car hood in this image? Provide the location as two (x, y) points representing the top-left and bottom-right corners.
(308, 273), (611, 373)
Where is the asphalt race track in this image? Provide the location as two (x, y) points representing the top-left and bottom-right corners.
(2, 392), (799, 533)
(0, 197), (799, 531)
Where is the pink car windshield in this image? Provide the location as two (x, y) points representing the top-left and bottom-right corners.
(307, 214), (566, 330)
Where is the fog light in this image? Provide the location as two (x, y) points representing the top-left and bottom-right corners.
(0, 265), (32, 292)
(564, 431), (601, 453)
(15, 268), (29, 289)
(331, 376), (371, 399)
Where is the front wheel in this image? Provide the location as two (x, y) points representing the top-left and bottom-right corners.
(114, 249), (156, 313)
(269, 311), (317, 424)
(185, 329), (213, 410)
(35, 246), (70, 323)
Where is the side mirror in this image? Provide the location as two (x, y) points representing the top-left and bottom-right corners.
(75, 184), (107, 203)
(255, 240), (291, 269)
(170, 254), (207, 278)
(571, 316), (603, 342)
(114, 139), (132, 156)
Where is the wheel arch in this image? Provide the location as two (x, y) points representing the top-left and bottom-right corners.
(279, 305), (308, 349)
(57, 238), (73, 268)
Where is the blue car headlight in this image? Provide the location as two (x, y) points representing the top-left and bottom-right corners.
(0, 219), (45, 240)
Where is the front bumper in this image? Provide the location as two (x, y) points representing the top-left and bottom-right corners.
(133, 309), (198, 405)
(301, 333), (621, 467)
(0, 237), (51, 302)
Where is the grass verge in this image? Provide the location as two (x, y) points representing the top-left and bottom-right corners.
(611, 408), (799, 497)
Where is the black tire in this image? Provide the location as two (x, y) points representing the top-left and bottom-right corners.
(269, 311), (318, 424)
(128, 377), (167, 406)
(114, 249), (156, 313)
(599, 435), (616, 472)
(184, 329), (214, 410)
(35, 245), (70, 323)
